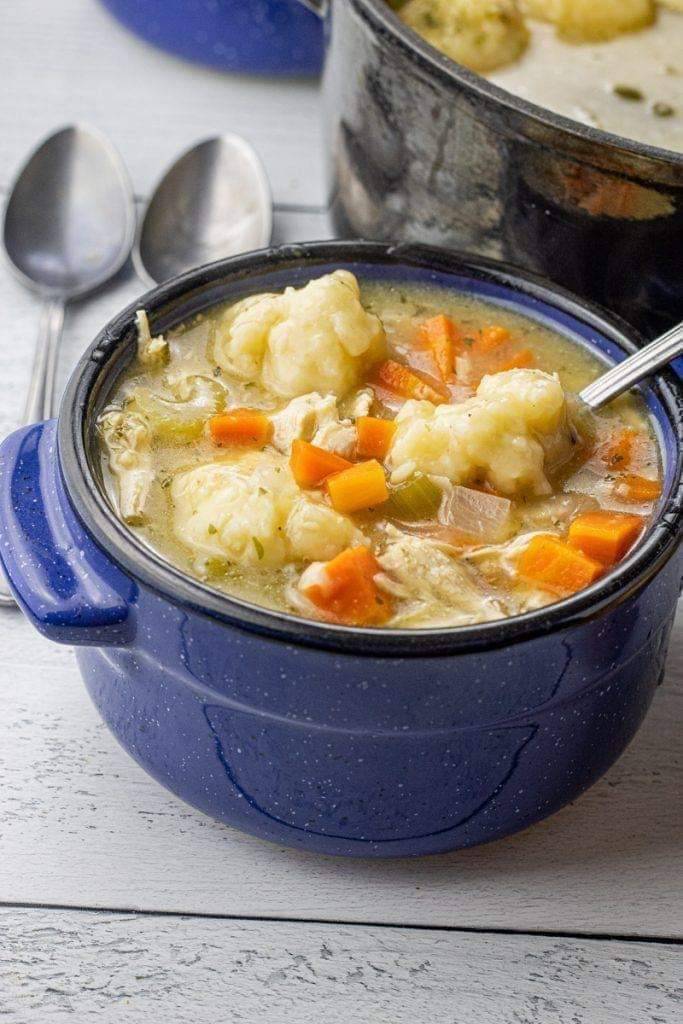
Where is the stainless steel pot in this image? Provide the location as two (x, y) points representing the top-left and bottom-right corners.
(302, 0), (683, 333)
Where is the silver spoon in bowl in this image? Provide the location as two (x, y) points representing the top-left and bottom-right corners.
(134, 134), (272, 287)
(0, 125), (136, 607)
(579, 321), (683, 409)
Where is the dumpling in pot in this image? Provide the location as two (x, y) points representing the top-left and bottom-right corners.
(213, 271), (386, 399)
(554, 0), (654, 42)
(170, 451), (364, 572)
(523, 0), (655, 40)
(387, 368), (571, 497)
(398, 0), (529, 72)
(286, 497), (365, 563)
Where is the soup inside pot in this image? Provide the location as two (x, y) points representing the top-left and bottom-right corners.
(390, 1), (683, 152)
(97, 272), (662, 630)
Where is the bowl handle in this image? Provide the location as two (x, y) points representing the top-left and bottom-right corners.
(0, 420), (135, 646)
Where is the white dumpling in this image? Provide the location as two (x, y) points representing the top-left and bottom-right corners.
(170, 451), (363, 572)
(170, 452), (296, 570)
(399, 0), (529, 72)
(554, 0), (654, 42)
(387, 369), (569, 497)
(214, 271), (386, 399)
(286, 498), (365, 563)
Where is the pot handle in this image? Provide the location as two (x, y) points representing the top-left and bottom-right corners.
(0, 420), (135, 646)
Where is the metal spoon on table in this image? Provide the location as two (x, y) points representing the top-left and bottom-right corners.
(0, 125), (136, 607)
(134, 134), (272, 286)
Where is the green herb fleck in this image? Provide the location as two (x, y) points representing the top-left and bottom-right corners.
(653, 101), (675, 118)
(613, 84), (644, 102)
(212, 366), (222, 378)
(252, 537), (265, 560)
(208, 524), (218, 535)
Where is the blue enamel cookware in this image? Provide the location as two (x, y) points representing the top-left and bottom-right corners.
(1, 242), (681, 857)
(306, 0), (683, 334)
(98, 0), (324, 76)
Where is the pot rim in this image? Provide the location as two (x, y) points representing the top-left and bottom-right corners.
(59, 240), (683, 658)
(352, 0), (683, 173)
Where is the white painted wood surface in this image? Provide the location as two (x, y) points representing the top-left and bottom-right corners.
(1, 1), (682, 1019)
(0, 0), (325, 206)
(2, 908), (681, 1024)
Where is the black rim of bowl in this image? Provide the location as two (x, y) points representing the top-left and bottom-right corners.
(355, 0), (683, 174)
(59, 241), (683, 658)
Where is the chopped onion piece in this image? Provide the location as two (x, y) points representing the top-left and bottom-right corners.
(440, 485), (512, 542)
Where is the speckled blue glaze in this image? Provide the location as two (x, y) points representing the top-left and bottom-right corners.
(0, 243), (680, 857)
(98, 0), (324, 76)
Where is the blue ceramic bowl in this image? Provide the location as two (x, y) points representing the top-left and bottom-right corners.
(1, 242), (681, 857)
(98, 0), (324, 76)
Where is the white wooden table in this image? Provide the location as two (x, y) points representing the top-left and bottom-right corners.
(1, 4), (681, 1021)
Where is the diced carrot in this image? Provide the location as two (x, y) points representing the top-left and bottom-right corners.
(303, 546), (392, 626)
(518, 535), (604, 596)
(615, 474), (662, 504)
(568, 510), (644, 566)
(327, 460), (389, 514)
(356, 416), (397, 460)
(373, 359), (449, 404)
(600, 427), (636, 470)
(419, 314), (460, 382)
(209, 409), (272, 447)
(494, 348), (535, 372)
(477, 325), (511, 353)
(455, 326), (534, 384)
(290, 440), (352, 488)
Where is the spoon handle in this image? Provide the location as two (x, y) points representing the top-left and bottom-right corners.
(0, 298), (66, 606)
(23, 298), (65, 424)
(579, 321), (683, 410)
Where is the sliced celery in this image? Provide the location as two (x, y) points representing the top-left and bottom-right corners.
(386, 475), (442, 521)
(129, 375), (225, 442)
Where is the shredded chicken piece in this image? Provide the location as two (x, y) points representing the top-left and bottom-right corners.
(98, 408), (154, 523)
(312, 418), (357, 458)
(135, 310), (169, 367)
(345, 387), (374, 419)
(270, 392), (338, 454)
(377, 527), (503, 627)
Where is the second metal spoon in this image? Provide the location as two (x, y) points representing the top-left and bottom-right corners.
(134, 134), (272, 286)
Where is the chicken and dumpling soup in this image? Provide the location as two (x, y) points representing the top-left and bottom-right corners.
(389, 1), (683, 151)
(97, 271), (662, 629)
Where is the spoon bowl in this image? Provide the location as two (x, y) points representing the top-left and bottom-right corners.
(134, 135), (272, 286)
(4, 125), (135, 298)
(0, 125), (135, 607)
